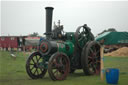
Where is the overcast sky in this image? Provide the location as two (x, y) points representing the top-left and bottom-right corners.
(1, 0), (128, 36)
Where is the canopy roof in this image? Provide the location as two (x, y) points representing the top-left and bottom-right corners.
(95, 32), (128, 45)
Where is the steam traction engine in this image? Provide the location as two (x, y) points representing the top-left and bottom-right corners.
(26, 7), (101, 80)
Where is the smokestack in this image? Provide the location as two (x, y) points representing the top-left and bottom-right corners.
(45, 7), (54, 39)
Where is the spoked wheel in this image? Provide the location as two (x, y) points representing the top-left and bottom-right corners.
(81, 41), (101, 75)
(75, 24), (94, 49)
(48, 52), (70, 80)
(26, 51), (47, 79)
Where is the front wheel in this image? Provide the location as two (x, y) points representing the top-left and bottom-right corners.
(48, 52), (70, 80)
(26, 51), (47, 79)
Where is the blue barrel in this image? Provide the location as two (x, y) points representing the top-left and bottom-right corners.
(106, 68), (119, 84)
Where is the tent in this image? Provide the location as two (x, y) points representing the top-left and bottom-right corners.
(95, 32), (128, 45)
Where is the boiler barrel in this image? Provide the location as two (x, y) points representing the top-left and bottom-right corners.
(39, 40), (74, 56)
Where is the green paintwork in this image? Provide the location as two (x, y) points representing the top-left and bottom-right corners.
(58, 41), (74, 56)
(65, 32), (76, 44)
(56, 32), (75, 56)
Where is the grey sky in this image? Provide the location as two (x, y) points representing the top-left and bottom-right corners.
(1, 0), (128, 36)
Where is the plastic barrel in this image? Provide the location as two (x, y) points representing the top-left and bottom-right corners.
(106, 68), (119, 84)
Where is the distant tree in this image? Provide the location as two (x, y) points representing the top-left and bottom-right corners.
(97, 28), (117, 36)
(108, 28), (117, 32)
(98, 29), (107, 36)
(29, 32), (39, 37)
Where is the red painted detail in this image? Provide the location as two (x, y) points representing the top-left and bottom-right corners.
(40, 42), (48, 53)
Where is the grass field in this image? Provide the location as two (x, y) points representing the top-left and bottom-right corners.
(0, 51), (128, 85)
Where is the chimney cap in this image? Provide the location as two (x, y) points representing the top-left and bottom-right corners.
(45, 7), (54, 10)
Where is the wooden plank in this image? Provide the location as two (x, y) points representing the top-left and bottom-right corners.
(100, 45), (104, 81)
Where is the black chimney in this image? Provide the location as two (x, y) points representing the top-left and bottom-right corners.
(45, 7), (54, 39)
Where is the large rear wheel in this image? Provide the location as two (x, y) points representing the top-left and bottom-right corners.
(81, 41), (101, 75)
(48, 52), (70, 80)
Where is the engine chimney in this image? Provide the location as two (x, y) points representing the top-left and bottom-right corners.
(45, 7), (54, 39)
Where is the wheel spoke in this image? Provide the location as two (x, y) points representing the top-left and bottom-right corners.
(93, 66), (96, 72)
(39, 67), (43, 72)
(88, 60), (92, 64)
(88, 56), (93, 60)
(53, 69), (59, 74)
(92, 60), (99, 73)
(94, 56), (98, 59)
(89, 48), (94, 54)
(29, 63), (34, 65)
(88, 62), (92, 67)
(89, 62), (96, 72)
(94, 62), (97, 68)
(56, 70), (60, 78)
(35, 55), (38, 62)
(36, 69), (39, 75)
(34, 68), (37, 75)
(53, 61), (59, 67)
(37, 57), (41, 62)
(30, 66), (35, 71)
(32, 58), (36, 64)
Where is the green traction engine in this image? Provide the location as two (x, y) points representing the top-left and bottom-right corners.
(26, 7), (101, 80)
